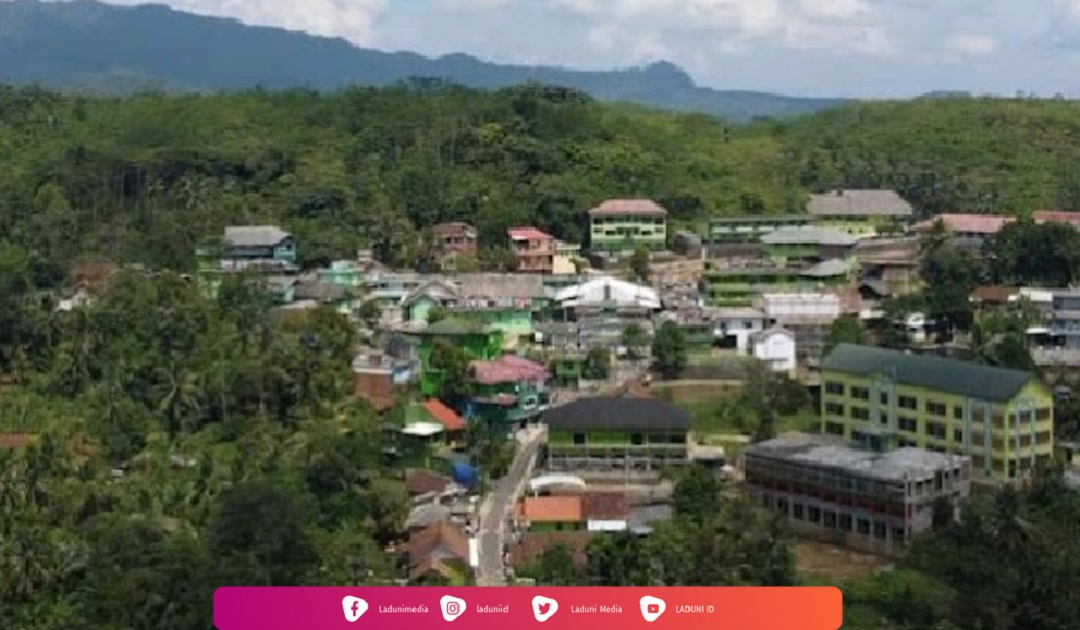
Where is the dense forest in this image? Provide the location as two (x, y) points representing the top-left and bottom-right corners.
(6, 83), (1080, 629)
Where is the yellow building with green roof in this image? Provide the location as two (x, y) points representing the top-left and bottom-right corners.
(820, 344), (1053, 483)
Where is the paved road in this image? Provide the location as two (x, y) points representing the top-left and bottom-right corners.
(475, 427), (545, 586)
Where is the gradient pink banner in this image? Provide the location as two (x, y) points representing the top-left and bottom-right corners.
(214, 586), (842, 629)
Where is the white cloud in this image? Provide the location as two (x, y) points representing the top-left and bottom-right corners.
(90, 0), (388, 45)
(948, 34), (997, 56)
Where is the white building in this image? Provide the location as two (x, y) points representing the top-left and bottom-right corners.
(752, 327), (797, 374)
(710, 307), (768, 353)
(554, 276), (661, 311)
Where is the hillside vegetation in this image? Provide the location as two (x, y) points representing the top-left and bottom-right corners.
(5, 86), (1080, 281)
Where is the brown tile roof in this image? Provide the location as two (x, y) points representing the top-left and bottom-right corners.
(406, 521), (469, 580)
(508, 226), (554, 241)
(433, 222), (477, 237)
(911, 213), (1012, 234)
(582, 492), (630, 521)
(0, 433), (35, 449)
(421, 399), (467, 431)
(509, 531), (593, 568)
(808, 189), (913, 217)
(589, 198), (668, 217)
(1034, 211), (1080, 226)
(518, 496), (583, 523)
(405, 468), (454, 496)
(970, 285), (1020, 304)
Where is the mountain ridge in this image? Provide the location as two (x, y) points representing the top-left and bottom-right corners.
(0, 0), (850, 122)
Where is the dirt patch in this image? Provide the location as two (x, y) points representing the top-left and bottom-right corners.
(795, 540), (893, 583)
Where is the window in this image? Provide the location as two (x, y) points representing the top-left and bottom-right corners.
(953, 406), (964, 420)
(899, 395), (918, 410)
(953, 429), (964, 443)
(823, 511), (837, 529)
(807, 506), (821, 523)
(880, 392), (890, 405)
(874, 522), (887, 540)
(573, 433), (586, 445)
(926, 401), (947, 417)
(899, 417), (918, 433)
(857, 518), (871, 535)
(927, 421), (947, 440)
(851, 386), (870, 400)
(824, 402), (845, 416)
(825, 421), (845, 436)
(851, 407), (870, 421)
(631, 433), (644, 446)
(892, 527), (906, 543)
(825, 381), (845, 396)
(793, 504), (805, 520)
(839, 514), (853, 532)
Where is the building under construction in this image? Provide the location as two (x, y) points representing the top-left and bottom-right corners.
(743, 433), (971, 555)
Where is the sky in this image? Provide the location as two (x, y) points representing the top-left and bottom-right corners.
(80, 0), (1080, 97)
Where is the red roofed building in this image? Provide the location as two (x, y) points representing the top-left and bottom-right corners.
(911, 213), (1014, 249)
(421, 399), (467, 432)
(1033, 211), (1080, 229)
(508, 226), (555, 274)
(470, 355), (551, 429)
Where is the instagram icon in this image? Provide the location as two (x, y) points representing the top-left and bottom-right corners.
(440, 595), (466, 622)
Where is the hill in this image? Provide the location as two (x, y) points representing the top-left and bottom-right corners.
(0, 0), (848, 122)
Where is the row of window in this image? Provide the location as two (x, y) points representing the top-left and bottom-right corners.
(568, 433), (686, 445)
(824, 385), (1052, 424)
(762, 495), (909, 542)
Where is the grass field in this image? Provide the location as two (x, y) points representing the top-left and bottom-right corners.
(795, 540), (893, 583)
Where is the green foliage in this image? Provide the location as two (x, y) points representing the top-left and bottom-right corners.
(621, 323), (648, 359)
(824, 316), (866, 356)
(429, 339), (473, 408)
(584, 346), (611, 380)
(652, 321), (688, 380)
(629, 245), (650, 282)
(985, 219), (1080, 286)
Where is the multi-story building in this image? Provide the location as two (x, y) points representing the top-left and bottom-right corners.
(759, 226), (859, 265)
(508, 227), (556, 274)
(820, 343), (1054, 482)
(542, 397), (690, 472)
(469, 355), (552, 429)
(807, 189), (913, 236)
(432, 222), (478, 257)
(745, 433), (971, 555)
(415, 318), (504, 397)
(196, 225), (299, 299)
(707, 215), (814, 245)
(588, 198), (668, 253)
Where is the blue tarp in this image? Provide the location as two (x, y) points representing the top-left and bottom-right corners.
(451, 461), (479, 489)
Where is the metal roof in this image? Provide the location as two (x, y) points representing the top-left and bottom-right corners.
(821, 343), (1035, 402)
(223, 225), (292, 247)
(745, 433), (969, 482)
(807, 190), (914, 217)
(761, 226), (859, 247)
(544, 397), (691, 432)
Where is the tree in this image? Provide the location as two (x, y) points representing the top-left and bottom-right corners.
(428, 339), (473, 407)
(621, 323), (648, 360)
(630, 245), (650, 282)
(584, 346), (611, 380)
(519, 544), (586, 586)
(651, 321), (687, 380)
(824, 315), (866, 355)
(357, 299), (382, 327)
(672, 465), (721, 524)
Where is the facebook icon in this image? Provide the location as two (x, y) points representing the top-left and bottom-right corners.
(342, 596), (368, 622)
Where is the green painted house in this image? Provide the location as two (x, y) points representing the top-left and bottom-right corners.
(820, 344), (1054, 483)
(543, 397), (691, 472)
(703, 266), (849, 307)
(807, 190), (914, 236)
(707, 215), (814, 245)
(416, 318), (504, 397)
(588, 198), (668, 253)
